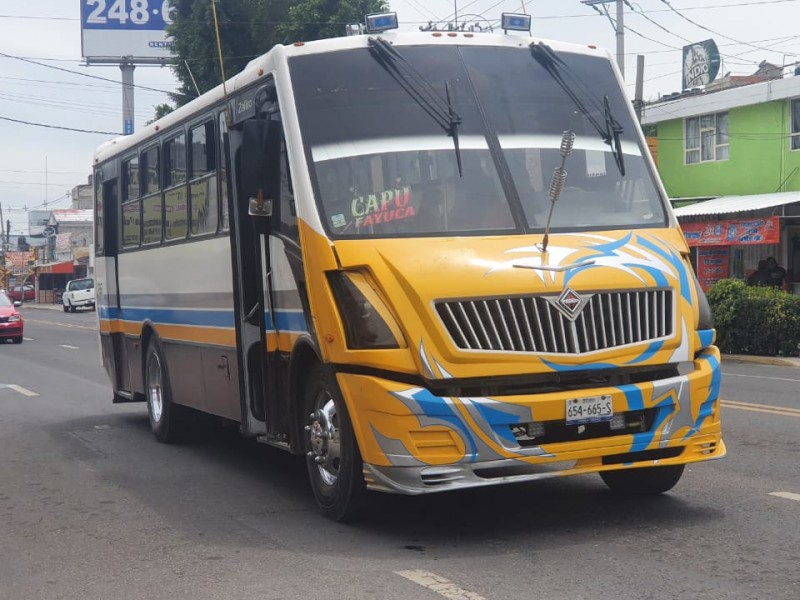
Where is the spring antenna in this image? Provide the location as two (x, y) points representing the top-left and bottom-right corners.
(539, 130), (575, 253)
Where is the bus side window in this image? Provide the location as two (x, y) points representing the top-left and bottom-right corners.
(219, 112), (230, 232)
(189, 120), (218, 236)
(141, 145), (163, 245)
(94, 169), (105, 256)
(121, 155), (140, 248)
(164, 134), (188, 241)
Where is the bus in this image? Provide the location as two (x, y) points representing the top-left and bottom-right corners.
(93, 14), (725, 521)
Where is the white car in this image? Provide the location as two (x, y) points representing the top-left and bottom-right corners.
(63, 278), (96, 312)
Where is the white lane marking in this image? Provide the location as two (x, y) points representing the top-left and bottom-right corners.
(23, 337), (33, 341)
(7, 385), (38, 397)
(396, 570), (486, 600)
(722, 372), (800, 383)
(58, 344), (80, 350)
(769, 492), (800, 502)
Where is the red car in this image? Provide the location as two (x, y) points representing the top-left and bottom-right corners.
(0, 292), (24, 344)
(7, 284), (35, 302)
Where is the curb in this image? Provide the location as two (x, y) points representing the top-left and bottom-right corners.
(722, 354), (800, 368)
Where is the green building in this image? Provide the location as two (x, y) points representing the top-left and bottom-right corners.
(642, 75), (800, 290)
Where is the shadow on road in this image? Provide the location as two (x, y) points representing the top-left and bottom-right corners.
(52, 408), (725, 558)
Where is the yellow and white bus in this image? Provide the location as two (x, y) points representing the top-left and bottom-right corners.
(94, 16), (724, 521)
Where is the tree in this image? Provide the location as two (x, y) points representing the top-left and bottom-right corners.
(163, 0), (386, 109)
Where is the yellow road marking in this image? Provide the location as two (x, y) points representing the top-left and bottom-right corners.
(25, 318), (97, 331)
(721, 399), (800, 418)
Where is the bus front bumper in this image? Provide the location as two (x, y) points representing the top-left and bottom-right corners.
(337, 347), (725, 495)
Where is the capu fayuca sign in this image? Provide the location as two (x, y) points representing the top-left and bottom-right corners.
(682, 39), (721, 89)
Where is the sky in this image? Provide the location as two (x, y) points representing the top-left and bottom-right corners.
(2, 0), (800, 236)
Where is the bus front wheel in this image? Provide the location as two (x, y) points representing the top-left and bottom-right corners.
(600, 464), (685, 494)
(145, 337), (185, 444)
(303, 364), (366, 522)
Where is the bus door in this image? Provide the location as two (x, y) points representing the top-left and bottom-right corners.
(96, 168), (133, 400)
(226, 87), (285, 437)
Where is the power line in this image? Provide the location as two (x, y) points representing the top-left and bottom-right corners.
(657, 0), (798, 54)
(0, 51), (192, 99)
(0, 116), (118, 136)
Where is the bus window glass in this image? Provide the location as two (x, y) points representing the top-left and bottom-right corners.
(164, 134), (188, 240)
(142, 146), (160, 195)
(122, 199), (140, 248)
(290, 46), (666, 238)
(141, 146), (162, 245)
(219, 112), (229, 231)
(94, 169), (104, 255)
(122, 156), (139, 202)
(165, 134), (187, 186)
(142, 194), (162, 245)
(190, 121), (218, 235)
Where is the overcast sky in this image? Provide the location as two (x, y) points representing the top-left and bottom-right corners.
(2, 0), (799, 235)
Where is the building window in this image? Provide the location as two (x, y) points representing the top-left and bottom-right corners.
(685, 112), (729, 164)
(791, 99), (800, 150)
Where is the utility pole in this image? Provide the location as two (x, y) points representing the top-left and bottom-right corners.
(581, 0), (625, 77)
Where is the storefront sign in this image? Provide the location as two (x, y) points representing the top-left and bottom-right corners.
(696, 246), (730, 291)
(681, 216), (779, 246)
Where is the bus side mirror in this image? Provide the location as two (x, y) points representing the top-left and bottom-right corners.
(240, 119), (282, 218)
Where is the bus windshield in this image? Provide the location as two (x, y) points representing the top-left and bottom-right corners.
(290, 44), (666, 239)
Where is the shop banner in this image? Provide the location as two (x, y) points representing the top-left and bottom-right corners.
(681, 216), (780, 246)
(696, 246), (730, 291)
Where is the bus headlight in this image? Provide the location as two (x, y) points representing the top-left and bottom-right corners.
(328, 271), (404, 349)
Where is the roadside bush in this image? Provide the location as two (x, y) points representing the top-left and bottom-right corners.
(706, 279), (800, 356)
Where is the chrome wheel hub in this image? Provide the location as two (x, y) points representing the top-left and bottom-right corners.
(146, 353), (163, 423)
(306, 395), (340, 486)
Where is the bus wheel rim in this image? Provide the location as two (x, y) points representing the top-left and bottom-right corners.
(307, 393), (340, 487)
(147, 353), (164, 423)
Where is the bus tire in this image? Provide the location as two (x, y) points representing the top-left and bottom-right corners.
(303, 363), (366, 522)
(600, 464), (685, 495)
(145, 337), (185, 444)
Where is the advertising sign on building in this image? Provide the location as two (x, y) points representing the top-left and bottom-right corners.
(681, 216), (780, 247)
(81, 0), (175, 64)
(682, 39), (721, 89)
(696, 247), (730, 291)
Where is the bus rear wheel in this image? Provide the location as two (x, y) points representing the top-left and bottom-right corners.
(600, 464), (685, 494)
(303, 364), (366, 522)
(145, 337), (185, 444)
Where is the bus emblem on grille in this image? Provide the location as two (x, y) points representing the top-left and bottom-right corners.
(553, 287), (588, 320)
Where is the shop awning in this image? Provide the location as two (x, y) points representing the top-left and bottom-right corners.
(673, 191), (800, 217)
(36, 261), (74, 274)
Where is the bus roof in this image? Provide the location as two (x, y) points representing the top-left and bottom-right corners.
(93, 31), (611, 165)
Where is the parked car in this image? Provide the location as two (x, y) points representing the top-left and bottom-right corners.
(0, 292), (24, 344)
(63, 277), (95, 312)
(7, 284), (35, 303)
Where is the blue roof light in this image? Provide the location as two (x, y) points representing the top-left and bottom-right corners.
(501, 13), (531, 33)
(365, 12), (399, 33)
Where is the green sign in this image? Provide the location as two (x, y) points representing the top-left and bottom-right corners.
(682, 39), (721, 89)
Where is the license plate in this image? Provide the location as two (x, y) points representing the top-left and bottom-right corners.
(565, 395), (613, 424)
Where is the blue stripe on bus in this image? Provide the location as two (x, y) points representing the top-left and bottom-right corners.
(98, 306), (308, 332)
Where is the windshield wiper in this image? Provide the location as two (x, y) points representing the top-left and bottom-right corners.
(530, 42), (625, 176)
(368, 37), (463, 175)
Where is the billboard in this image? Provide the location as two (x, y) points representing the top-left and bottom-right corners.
(681, 216), (780, 247)
(80, 0), (176, 64)
(682, 39), (721, 89)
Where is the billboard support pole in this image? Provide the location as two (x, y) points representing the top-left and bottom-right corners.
(121, 62), (135, 136)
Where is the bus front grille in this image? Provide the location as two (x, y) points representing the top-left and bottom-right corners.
(435, 289), (673, 355)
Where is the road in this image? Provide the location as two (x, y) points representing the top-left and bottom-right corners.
(1, 307), (798, 600)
